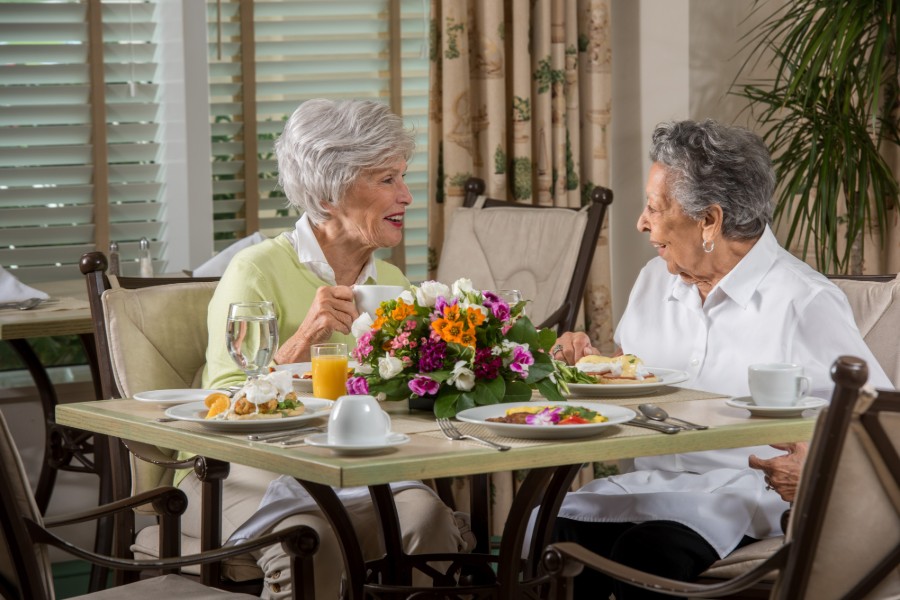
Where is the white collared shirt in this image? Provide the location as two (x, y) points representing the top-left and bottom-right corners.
(558, 226), (891, 557)
(282, 213), (378, 286)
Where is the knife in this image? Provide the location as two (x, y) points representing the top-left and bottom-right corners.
(247, 426), (323, 441)
(625, 417), (680, 434)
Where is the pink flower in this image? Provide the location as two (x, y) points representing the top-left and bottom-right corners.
(509, 345), (534, 376)
(353, 331), (375, 360)
(346, 376), (369, 395)
(408, 375), (440, 396)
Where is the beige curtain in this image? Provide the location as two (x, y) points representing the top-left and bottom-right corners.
(427, 0), (613, 537)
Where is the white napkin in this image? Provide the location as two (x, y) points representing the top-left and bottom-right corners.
(192, 231), (267, 277)
(0, 266), (49, 303)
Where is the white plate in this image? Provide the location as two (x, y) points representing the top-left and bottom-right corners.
(164, 398), (333, 431)
(273, 360), (359, 394)
(564, 368), (689, 398)
(304, 432), (410, 455)
(455, 401), (636, 439)
(726, 396), (828, 418)
(133, 389), (221, 405)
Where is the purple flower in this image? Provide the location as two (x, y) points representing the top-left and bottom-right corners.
(418, 338), (447, 372)
(408, 375), (440, 396)
(346, 376), (369, 395)
(482, 292), (511, 321)
(509, 345), (534, 376)
(526, 407), (561, 426)
(474, 347), (502, 380)
(432, 295), (456, 318)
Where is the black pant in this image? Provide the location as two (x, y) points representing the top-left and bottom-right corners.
(553, 518), (757, 600)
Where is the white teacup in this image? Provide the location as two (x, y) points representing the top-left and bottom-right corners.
(748, 363), (812, 407)
(352, 285), (406, 317)
(327, 394), (392, 445)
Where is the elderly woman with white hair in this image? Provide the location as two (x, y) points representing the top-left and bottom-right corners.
(184, 99), (466, 598)
(553, 119), (891, 599)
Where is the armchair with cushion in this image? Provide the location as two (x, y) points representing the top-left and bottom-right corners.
(0, 408), (318, 600)
(542, 355), (900, 599)
(437, 177), (612, 335)
(79, 252), (265, 592)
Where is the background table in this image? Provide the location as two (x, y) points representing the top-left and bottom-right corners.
(57, 389), (818, 598)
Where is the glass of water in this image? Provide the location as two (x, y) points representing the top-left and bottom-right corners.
(226, 301), (279, 380)
(491, 289), (525, 315)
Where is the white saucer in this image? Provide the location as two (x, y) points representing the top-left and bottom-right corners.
(726, 396), (827, 418)
(304, 432), (410, 455)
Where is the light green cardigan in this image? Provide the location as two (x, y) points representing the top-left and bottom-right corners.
(201, 234), (408, 390)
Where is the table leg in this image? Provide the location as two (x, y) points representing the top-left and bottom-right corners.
(494, 464), (582, 600)
(296, 480), (368, 599)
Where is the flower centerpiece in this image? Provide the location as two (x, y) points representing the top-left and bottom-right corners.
(347, 279), (568, 417)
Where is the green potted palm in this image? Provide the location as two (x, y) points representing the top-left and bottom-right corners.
(735, 0), (900, 274)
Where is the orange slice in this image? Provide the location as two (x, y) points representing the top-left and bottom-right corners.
(204, 392), (231, 419)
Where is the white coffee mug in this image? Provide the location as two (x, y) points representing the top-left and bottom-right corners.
(352, 285), (406, 317)
(748, 363), (812, 407)
(327, 394), (392, 445)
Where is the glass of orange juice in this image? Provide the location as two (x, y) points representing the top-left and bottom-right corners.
(311, 343), (349, 400)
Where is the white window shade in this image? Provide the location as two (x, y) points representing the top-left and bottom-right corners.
(206, 0), (431, 283)
(0, 0), (165, 283)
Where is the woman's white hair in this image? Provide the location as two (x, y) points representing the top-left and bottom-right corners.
(275, 99), (415, 224)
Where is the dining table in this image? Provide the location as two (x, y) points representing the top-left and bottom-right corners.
(56, 385), (819, 599)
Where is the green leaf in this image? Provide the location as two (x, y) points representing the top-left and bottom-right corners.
(434, 391), (461, 418)
(473, 376), (506, 405)
(537, 378), (566, 402)
(503, 380), (533, 402)
(537, 328), (558, 352)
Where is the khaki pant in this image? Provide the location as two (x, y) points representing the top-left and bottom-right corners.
(180, 463), (465, 599)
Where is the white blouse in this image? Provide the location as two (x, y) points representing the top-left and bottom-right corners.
(558, 226), (891, 557)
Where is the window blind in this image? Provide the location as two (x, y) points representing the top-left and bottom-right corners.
(0, 0), (164, 283)
(206, 0), (431, 283)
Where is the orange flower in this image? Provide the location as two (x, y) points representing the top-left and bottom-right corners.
(373, 316), (386, 330)
(391, 302), (414, 321)
(466, 307), (486, 327)
(459, 326), (477, 347)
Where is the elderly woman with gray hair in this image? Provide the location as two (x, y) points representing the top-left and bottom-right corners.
(553, 119), (890, 599)
(190, 99), (466, 598)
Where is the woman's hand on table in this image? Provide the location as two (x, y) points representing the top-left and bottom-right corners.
(274, 285), (358, 364)
(749, 442), (808, 503)
(553, 331), (600, 364)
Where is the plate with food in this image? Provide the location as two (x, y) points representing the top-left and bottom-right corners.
(272, 360), (359, 394)
(133, 389), (221, 405)
(455, 401), (636, 439)
(164, 397), (333, 432)
(561, 355), (689, 397)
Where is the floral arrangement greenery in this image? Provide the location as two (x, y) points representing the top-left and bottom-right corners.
(347, 279), (568, 417)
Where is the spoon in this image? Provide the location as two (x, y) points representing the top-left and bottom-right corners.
(0, 297), (44, 311)
(638, 404), (708, 430)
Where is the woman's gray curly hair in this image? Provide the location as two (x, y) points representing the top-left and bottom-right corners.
(275, 98), (415, 224)
(650, 119), (775, 240)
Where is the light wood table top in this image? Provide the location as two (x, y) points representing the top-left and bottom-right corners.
(0, 279), (92, 340)
(56, 388), (818, 488)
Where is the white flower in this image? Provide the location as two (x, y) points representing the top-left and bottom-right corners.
(415, 281), (451, 307)
(451, 278), (475, 296)
(398, 290), (415, 305)
(355, 363), (373, 375)
(378, 355), (404, 380)
(351, 312), (375, 338)
(459, 299), (489, 318)
(448, 360), (476, 391)
(375, 392), (387, 402)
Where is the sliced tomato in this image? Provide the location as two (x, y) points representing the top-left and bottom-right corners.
(558, 415), (590, 425)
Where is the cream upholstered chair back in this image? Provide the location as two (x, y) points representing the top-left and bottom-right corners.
(436, 178), (611, 334)
(829, 274), (900, 387)
(102, 282), (217, 397)
(437, 204), (586, 327)
(101, 282), (217, 498)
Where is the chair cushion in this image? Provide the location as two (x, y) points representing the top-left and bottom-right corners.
(102, 282), (217, 501)
(831, 275), (900, 388)
(73, 573), (259, 599)
(437, 205), (587, 327)
(699, 536), (783, 579)
(102, 281), (218, 398)
(132, 526), (263, 582)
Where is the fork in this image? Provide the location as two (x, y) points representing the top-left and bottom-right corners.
(436, 418), (510, 451)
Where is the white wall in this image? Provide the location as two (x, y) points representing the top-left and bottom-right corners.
(608, 0), (760, 329)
